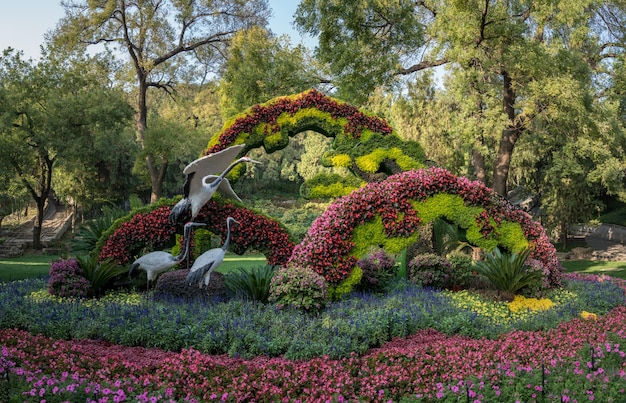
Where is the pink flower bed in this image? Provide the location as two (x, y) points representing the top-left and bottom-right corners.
(3, 304), (625, 402)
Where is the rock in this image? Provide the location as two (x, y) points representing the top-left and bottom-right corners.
(154, 269), (228, 302)
(570, 247), (593, 260)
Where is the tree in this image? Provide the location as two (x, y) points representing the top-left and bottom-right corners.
(54, 0), (270, 202)
(294, 0), (626, 196)
(219, 26), (323, 118)
(0, 49), (133, 249)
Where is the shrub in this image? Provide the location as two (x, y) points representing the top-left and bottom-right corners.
(446, 252), (475, 289)
(269, 265), (328, 312)
(473, 247), (543, 294)
(355, 249), (398, 292)
(224, 265), (277, 303)
(48, 258), (91, 298)
(75, 254), (127, 297)
(407, 253), (453, 289)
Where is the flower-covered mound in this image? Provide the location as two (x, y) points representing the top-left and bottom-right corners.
(98, 198), (294, 267)
(290, 167), (562, 290)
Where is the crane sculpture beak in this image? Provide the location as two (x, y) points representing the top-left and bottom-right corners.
(244, 157), (262, 165)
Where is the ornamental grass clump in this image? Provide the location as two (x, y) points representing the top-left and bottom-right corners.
(268, 265), (328, 312)
(356, 249), (398, 292)
(408, 253), (454, 289)
(48, 258), (91, 298)
(224, 264), (277, 303)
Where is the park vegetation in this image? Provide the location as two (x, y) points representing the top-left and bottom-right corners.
(2, 1), (626, 402)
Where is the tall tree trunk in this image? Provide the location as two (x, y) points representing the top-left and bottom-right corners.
(136, 76), (168, 202)
(471, 148), (486, 184)
(492, 71), (523, 196)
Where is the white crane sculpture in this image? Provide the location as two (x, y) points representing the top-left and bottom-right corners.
(169, 144), (261, 225)
(129, 222), (206, 289)
(186, 217), (238, 288)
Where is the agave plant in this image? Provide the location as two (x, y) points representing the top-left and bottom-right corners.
(224, 265), (277, 303)
(473, 247), (543, 294)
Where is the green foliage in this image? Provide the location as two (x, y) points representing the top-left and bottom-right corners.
(327, 266), (363, 300)
(351, 216), (420, 258)
(294, 0), (424, 104)
(224, 265), (277, 303)
(473, 247), (543, 294)
(407, 253), (454, 289)
(446, 252), (475, 288)
(75, 255), (127, 297)
(301, 173), (365, 199)
(71, 206), (126, 255)
(218, 26), (317, 119)
(269, 265), (328, 312)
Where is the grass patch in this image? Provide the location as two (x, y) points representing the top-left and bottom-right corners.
(0, 253), (267, 283)
(561, 259), (626, 280)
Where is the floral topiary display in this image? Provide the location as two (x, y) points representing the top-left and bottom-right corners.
(268, 265), (328, 311)
(289, 167), (562, 295)
(48, 258), (91, 298)
(98, 198), (295, 267)
(204, 89), (425, 185)
(408, 253), (454, 289)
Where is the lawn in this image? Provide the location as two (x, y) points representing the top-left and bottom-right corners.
(561, 259), (626, 279)
(0, 252), (267, 283)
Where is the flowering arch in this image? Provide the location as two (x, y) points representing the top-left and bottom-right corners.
(204, 89), (425, 184)
(98, 199), (295, 267)
(289, 168), (562, 294)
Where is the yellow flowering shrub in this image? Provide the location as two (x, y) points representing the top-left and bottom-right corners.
(28, 289), (144, 307)
(580, 311), (598, 320)
(507, 295), (554, 312)
(330, 154), (353, 168)
(444, 288), (576, 324)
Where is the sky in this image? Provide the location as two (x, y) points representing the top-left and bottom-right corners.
(0, 0), (314, 60)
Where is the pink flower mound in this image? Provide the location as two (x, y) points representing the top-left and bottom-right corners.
(3, 306), (625, 402)
(289, 167), (562, 287)
(99, 200), (294, 266)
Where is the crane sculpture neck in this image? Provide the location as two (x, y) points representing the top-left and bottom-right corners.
(222, 218), (234, 251)
(175, 224), (194, 262)
(210, 158), (245, 190)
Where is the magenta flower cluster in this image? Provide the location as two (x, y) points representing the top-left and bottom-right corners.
(205, 89), (394, 155)
(48, 258), (91, 298)
(290, 167), (562, 287)
(98, 200), (294, 267)
(2, 296), (624, 401)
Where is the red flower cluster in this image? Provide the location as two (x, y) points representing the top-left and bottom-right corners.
(98, 201), (294, 267)
(206, 89), (393, 155)
(290, 167), (562, 287)
(98, 206), (176, 265)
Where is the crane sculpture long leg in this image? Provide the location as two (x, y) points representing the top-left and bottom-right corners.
(129, 222), (205, 289)
(186, 217), (238, 288)
(169, 144), (261, 225)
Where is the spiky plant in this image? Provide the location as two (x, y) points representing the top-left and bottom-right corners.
(473, 247), (542, 294)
